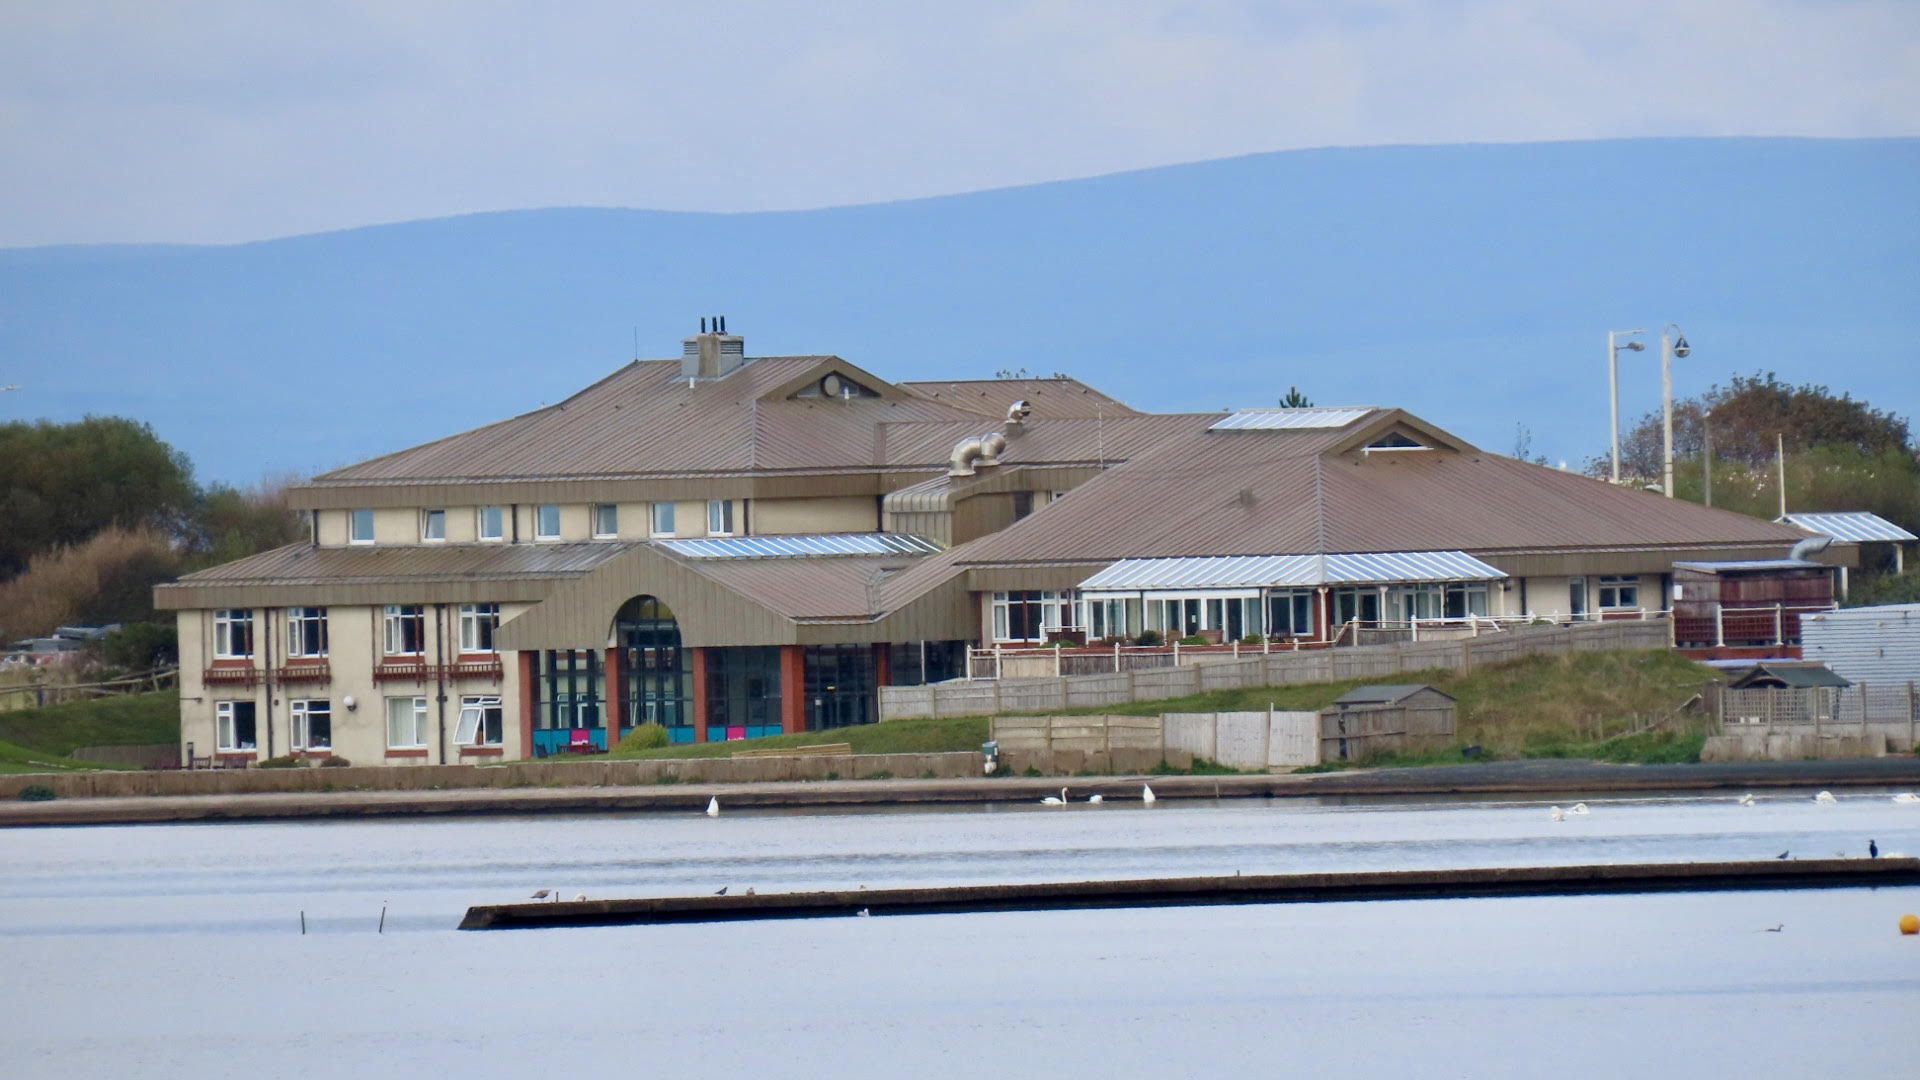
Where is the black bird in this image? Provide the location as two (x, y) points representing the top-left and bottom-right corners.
(1776, 851), (1790, 860)
(1869, 839), (1878, 859)
(714, 886), (728, 895)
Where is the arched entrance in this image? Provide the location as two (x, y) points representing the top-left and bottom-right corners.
(614, 596), (692, 742)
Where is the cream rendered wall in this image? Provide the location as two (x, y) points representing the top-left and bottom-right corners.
(435, 506), (479, 543)
(373, 507), (416, 544)
(670, 500), (706, 539)
(175, 609), (219, 764)
(1523, 576), (1582, 619)
(751, 496), (877, 535)
(615, 503), (650, 540)
(317, 510), (349, 546)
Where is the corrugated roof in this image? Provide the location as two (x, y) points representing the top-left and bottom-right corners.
(1209, 407), (1375, 431)
(897, 377), (1139, 419)
(878, 413), (1216, 469)
(667, 553), (907, 621)
(1079, 550), (1504, 590)
(1673, 559), (1824, 573)
(161, 541), (631, 588)
(1333, 684), (1451, 705)
(657, 533), (941, 559)
(1783, 511), (1918, 543)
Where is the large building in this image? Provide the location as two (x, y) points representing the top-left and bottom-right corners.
(157, 325), (1837, 766)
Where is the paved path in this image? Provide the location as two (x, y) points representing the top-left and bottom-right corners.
(5, 758), (1919, 827)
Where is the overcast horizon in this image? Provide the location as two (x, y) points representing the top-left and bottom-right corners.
(4, 1), (1918, 248)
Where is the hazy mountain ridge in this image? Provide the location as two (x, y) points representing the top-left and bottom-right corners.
(2, 137), (1914, 483)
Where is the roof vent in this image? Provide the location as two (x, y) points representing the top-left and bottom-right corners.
(1004, 399), (1032, 435)
(681, 316), (748, 380)
(948, 430), (1009, 477)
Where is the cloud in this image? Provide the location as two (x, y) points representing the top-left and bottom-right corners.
(1, 0), (1915, 245)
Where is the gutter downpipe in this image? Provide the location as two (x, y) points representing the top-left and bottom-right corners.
(263, 607), (275, 759)
(435, 603), (450, 765)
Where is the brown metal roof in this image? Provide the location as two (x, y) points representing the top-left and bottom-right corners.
(670, 552), (908, 622)
(162, 541), (631, 588)
(878, 412), (1216, 469)
(897, 377), (1139, 419)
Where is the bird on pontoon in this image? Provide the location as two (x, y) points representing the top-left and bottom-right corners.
(706, 796), (720, 816)
(530, 889), (552, 901)
(1814, 790), (1837, 804)
(1041, 787), (1068, 806)
(1142, 785), (1157, 805)
(573, 894), (586, 902)
(1869, 839), (1878, 859)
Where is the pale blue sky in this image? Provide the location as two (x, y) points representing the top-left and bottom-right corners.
(2, 0), (1916, 246)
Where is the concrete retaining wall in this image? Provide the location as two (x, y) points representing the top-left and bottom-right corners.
(0, 751), (983, 800)
(1700, 731), (1903, 762)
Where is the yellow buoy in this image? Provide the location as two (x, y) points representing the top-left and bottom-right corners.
(1900, 913), (1919, 936)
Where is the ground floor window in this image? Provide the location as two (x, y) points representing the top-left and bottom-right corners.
(386, 695), (429, 749)
(886, 641), (968, 686)
(1139, 594), (1262, 640)
(1598, 575), (1641, 610)
(1082, 596), (1141, 641)
(537, 649), (604, 729)
(456, 695), (504, 747)
(1443, 582), (1491, 618)
(705, 646), (782, 740)
(291, 699), (331, 752)
(216, 700), (257, 752)
(1330, 588), (1382, 630)
(1268, 590), (1314, 638)
(991, 591), (1072, 642)
(804, 644), (876, 730)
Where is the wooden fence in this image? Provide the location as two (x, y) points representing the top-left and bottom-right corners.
(1710, 681), (1919, 749)
(991, 701), (1455, 773)
(0, 666), (178, 711)
(887, 621), (1668, 721)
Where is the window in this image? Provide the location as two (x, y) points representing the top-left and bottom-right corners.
(383, 604), (426, 655)
(459, 602), (499, 653)
(1443, 583), (1490, 619)
(1011, 491), (1034, 521)
(386, 696), (429, 749)
(350, 509), (374, 544)
(455, 695), (504, 747)
(535, 504), (561, 540)
(1569, 577), (1589, 620)
(477, 506), (504, 542)
(1268, 590), (1314, 638)
(216, 700), (257, 752)
(212, 609), (254, 659)
(1598, 575), (1641, 610)
(651, 502), (675, 536)
(422, 509), (446, 542)
(291, 699), (331, 752)
(991, 591), (1072, 642)
(286, 607), (328, 658)
(706, 499), (734, 536)
(591, 504), (618, 538)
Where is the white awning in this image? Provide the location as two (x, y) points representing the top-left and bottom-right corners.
(1781, 511), (1916, 543)
(1079, 550), (1506, 591)
(657, 533), (941, 559)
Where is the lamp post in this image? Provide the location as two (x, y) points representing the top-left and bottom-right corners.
(1607, 330), (1644, 484)
(1702, 407), (1713, 508)
(1659, 324), (1690, 499)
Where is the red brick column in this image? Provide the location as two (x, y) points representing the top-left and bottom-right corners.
(780, 645), (805, 735)
(690, 646), (710, 743)
(873, 643), (892, 686)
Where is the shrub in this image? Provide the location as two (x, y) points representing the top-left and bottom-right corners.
(1177, 634), (1209, 646)
(1133, 630), (1162, 646)
(18, 784), (55, 801)
(320, 755), (351, 768)
(618, 722), (670, 752)
(257, 754), (301, 769)
(1239, 634), (1264, 645)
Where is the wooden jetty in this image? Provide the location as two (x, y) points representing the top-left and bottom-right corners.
(459, 856), (1920, 929)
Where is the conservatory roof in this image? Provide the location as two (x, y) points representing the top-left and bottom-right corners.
(1078, 550), (1506, 591)
(1781, 511), (1917, 544)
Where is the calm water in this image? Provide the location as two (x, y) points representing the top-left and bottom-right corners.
(4, 790), (1919, 1079)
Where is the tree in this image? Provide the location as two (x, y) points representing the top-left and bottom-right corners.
(0, 417), (197, 579)
(1279, 386), (1313, 408)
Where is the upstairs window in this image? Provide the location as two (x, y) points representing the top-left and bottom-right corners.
(422, 509), (446, 542)
(350, 509), (375, 544)
(286, 607), (328, 658)
(383, 604), (426, 656)
(706, 499), (734, 536)
(477, 506), (504, 542)
(651, 502), (675, 536)
(592, 503), (618, 539)
(459, 603), (499, 654)
(535, 504), (561, 541)
(212, 610), (254, 659)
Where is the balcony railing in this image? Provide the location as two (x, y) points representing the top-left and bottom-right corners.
(202, 665), (262, 688)
(372, 659), (432, 683)
(445, 656), (505, 681)
(273, 662), (331, 685)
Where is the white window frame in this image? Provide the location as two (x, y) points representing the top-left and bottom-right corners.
(458, 602), (499, 654)
(386, 696), (429, 750)
(591, 503), (618, 539)
(477, 506), (504, 542)
(535, 504), (561, 541)
(706, 499), (734, 536)
(212, 609), (254, 659)
(990, 591), (1072, 643)
(422, 508), (446, 542)
(291, 699), (331, 752)
(285, 607), (328, 658)
(455, 694), (504, 747)
(216, 700), (257, 752)
(650, 502), (675, 537)
(350, 509), (375, 544)
(1598, 574), (1641, 611)
(383, 604), (426, 656)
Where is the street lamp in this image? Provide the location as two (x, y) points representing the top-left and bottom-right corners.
(1702, 407), (1713, 508)
(1607, 330), (1645, 483)
(1660, 324), (1690, 499)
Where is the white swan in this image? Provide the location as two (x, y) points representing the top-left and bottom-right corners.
(1814, 790), (1837, 805)
(1088, 793), (1104, 804)
(1570, 803), (1590, 815)
(1549, 806), (1565, 822)
(1892, 793), (1920, 804)
(1041, 787), (1067, 806)
(1738, 793), (1756, 806)
(1142, 784), (1157, 805)
(706, 796), (720, 816)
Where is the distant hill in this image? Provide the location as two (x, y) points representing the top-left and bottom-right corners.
(2, 137), (1914, 483)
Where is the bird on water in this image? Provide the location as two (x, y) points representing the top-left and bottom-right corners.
(1549, 806), (1566, 822)
(1737, 793), (1756, 806)
(1088, 793), (1104, 804)
(1764, 924), (1784, 933)
(1893, 792), (1920, 804)
(1815, 790), (1837, 804)
(1041, 787), (1067, 806)
(1569, 803), (1589, 815)
(1142, 785), (1157, 805)
(706, 796), (720, 817)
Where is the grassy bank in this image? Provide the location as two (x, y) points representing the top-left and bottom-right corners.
(608, 714), (990, 761)
(0, 689), (179, 769)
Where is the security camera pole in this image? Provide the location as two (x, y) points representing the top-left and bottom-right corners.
(1660, 324), (1690, 499)
(1607, 330), (1644, 483)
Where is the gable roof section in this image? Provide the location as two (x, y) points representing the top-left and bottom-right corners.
(898, 377), (1138, 419)
(153, 541), (631, 609)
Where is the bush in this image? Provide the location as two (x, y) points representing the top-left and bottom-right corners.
(320, 755), (351, 767)
(1239, 634), (1264, 645)
(618, 722), (670, 752)
(1133, 630), (1162, 646)
(1177, 634), (1209, 646)
(257, 754), (301, 769)
(18, 784), (55, 801)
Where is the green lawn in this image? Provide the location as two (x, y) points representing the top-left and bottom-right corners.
(0, 689), (180, 759)
(607, 714), (990, 760)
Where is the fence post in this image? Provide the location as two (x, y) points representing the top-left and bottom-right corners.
(1714, 607), (1724, 648)
(1114, 640), (1120, 673)
(1773, 604), (1783, 646)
